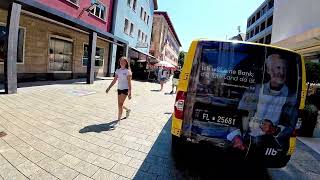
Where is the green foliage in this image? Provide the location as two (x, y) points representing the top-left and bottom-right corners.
(178, 51), (186, 68)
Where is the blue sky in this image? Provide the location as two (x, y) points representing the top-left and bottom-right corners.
(158, 0), (265, 51)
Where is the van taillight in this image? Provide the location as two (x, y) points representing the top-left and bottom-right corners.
(174, 91), (186, 119)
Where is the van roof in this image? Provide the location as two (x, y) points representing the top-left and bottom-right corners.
(195, 39), (301, 55)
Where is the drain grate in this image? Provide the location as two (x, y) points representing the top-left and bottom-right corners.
(0, 131), (7, 138)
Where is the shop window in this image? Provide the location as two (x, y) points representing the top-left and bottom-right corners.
(49, 37), (73, 71)
(267, 16), (273, 27)
(90, 0), (106, 20)
(0, 25), (25, 63)
(83, 44), (104, 67)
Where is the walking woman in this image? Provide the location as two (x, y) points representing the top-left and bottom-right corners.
(106, 56), (132, 122)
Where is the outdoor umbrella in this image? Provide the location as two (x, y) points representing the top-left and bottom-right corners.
(154, 61), (176, 69)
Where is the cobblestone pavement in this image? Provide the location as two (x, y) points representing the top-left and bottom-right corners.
(0, 79), (320, 180)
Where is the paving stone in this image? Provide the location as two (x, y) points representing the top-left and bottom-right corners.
(57, 154), (82, 168)
(1, 148), (27, 166)
(16, 160), (42, 177)
(109, 152), (132, 165)
(73, 160), (99, 177)
(111, 163), (137, 178)
(71, 149), (99, 163)
(0, 163), (28, 180)
(92, 169), (119, 180)
(29, 170), (58, 180)
(126, 150), (147, 160)
(50, 164), (79, 180)
(73, 174), (94, 180)
(109, 144), (129, 154)
(92, 157), (117, 170)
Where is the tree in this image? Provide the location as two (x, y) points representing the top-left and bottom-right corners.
(178, 51), (186, 68)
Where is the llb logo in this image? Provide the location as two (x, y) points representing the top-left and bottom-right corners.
(265, 148), (278, 156)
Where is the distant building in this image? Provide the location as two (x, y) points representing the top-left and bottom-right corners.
(245, 0), (274, 44)
(229, 33), (246, 41)
(109, 0), (158, 78)
(271, 0), (320, 63)
(150, 11), (181, 67)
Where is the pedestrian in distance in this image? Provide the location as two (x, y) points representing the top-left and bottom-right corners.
(106, 56), (132, 123)
(159, 67), (168, 91)
(170, 69), (181, 94)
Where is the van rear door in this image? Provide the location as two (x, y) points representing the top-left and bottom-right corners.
(182, 41), (301, 151)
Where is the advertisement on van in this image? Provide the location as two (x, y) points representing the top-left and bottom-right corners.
(188, 42), (301, 160)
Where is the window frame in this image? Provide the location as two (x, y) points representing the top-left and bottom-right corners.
(129, 22), (134, 37)
(0, 22), (26, 64)
(48, 35), (74, 73)
(124, 18), (130, 34)
(140, 7), (144, 19)
(82, 43), (105, 67)
(89, 1), (107, 21)
(132, 0), (137, 11)
(65, 0), (80, 7)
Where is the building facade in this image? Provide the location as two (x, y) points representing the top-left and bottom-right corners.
(0, 0), (124, 84)
(271, 0), (320, 63)
(0, 0), (127, 93)
(109, 0), (158, 78)
(245, 0), (274, 44)
(150, 11), (181, 67)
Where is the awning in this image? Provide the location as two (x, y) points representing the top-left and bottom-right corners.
(129, 47), (159, 64)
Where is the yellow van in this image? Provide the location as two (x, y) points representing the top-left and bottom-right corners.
(171, 40), (306, 167)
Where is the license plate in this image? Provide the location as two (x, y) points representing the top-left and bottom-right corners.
(193, 109), (240, 127)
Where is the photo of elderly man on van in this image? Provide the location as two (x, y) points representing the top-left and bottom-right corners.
(227, 53), (299, 151)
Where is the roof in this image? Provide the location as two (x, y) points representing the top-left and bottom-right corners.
(154, 11), (182, 47)
(195, 39), (300, 55)
(229, 33), (246, 41)
(153, 0), (158, 10)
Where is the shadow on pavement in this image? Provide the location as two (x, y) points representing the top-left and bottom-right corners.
(133, 117), (270, 180)
(0, 77), (109, 91)
(79, 120), (119, 133)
